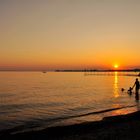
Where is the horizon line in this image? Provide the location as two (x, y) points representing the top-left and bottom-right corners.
(1, 68), (140, 72)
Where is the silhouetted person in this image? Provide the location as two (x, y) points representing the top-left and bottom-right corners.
(127, 87), (132, 95)
(121, 88), (125, 92)
(132, 78), (140, 100)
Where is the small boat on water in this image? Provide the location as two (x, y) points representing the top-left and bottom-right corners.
(42, 71), (47, 73)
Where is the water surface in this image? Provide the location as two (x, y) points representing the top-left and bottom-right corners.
(0, 72), (139, 133)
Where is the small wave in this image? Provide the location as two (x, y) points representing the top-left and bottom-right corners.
(45, 104), (137, 122)
(0, 93), (16, 98)
(0, 102), (65, 111)
(76, 105), (136, 117)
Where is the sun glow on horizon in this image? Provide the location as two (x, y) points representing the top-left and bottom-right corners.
(114, 64), (119, 69)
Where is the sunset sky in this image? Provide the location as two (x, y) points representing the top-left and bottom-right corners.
(1, 0), (140, 70)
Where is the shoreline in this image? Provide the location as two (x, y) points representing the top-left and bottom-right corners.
(1, 110), (140, 139)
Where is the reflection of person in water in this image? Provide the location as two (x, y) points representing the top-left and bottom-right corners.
(132, 78), (140, 100)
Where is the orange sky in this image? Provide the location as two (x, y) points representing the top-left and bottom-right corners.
(1, 0), (140, 70)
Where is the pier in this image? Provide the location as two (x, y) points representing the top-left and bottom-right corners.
(84, 70), (140, 77)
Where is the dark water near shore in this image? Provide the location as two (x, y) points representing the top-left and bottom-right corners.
(0, 72), (140, 134)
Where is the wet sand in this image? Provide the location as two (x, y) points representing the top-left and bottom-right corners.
(1, 111), (140, 140)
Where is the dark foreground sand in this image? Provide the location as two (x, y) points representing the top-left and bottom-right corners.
(1, 111), (140, 140)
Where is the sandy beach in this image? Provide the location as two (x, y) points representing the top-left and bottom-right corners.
(1, 110), (140, 140)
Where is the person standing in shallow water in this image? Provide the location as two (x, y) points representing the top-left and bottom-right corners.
(132, 78), (140, 100)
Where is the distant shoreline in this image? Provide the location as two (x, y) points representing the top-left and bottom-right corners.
(55, 69), (140, 72)
(0, 69), (140, 72)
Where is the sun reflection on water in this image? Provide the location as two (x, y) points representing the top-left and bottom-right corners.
(114, 72), (119, 98)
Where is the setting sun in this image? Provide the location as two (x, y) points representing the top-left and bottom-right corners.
(114, 64), (119, 69)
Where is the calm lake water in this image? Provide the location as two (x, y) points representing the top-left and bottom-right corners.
(0, 72), (140, 133)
